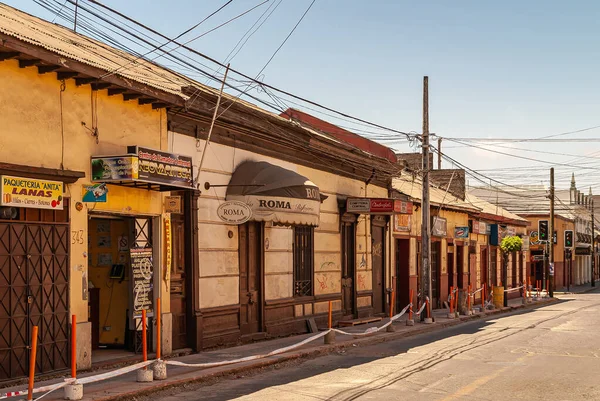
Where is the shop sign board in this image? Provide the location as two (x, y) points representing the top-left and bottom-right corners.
(131, 248), (154, 317)
(454, 226), (470, 239)
(347, 198), (411, 215)
(91, 146), (194, 189)
(393, 214), (411, 233)
(479, 221), (487, 235)
(432, 216), (447, 237)
(82, 183), (108, 202)
(217, 201), (252, 224)
(1, 175), (64, 210)
(165, 196), (182, 214)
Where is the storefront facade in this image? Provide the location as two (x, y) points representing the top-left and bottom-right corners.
(168, 117), (396, 348)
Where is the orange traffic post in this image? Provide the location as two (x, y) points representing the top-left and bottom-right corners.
(389, 290), (395, 319)
(449, 286), (454, 314)
(27, 325), (39, 401)
(71, 315), (76, 379)
(426, 298), (431, 318)
(467, 284), (471, 312)
(328, 300), (332, 329)
(409, 289), (414, 320)
(142, 309), (148, 363)
(156, 298), (161, 360)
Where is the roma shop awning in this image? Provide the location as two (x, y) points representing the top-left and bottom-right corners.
(226, 161), (322, 226)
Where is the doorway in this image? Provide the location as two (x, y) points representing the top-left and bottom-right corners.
(371, 217), (386, 315)
(431, 241), (441, 308)
(490, 248), (498, 286)
(170, 213), (187, 351)
(341, 221), (356, 318)
(238, 222), (263, 336)
(480, 248), (488, 287)
(0, 207), (70, 380)
(395, 238), (410, 312)
(447, 244), (455, 290)
(457, 245), (465, 289)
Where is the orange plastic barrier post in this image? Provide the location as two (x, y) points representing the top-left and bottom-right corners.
(449, 286), (454, 314)
(389, 290), (395, 319)
(426, 298), (431, 319)
(328, 300), (332, 329)
(142, 309), (147, 363)
(467, 284), (472, 311)
(409, 289), (414, 320)
(156, 298), (161, 360)
(71, 315), (76, 379)
(27, 325), (39, 401)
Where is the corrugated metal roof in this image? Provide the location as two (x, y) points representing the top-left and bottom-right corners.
(464, 192), (528, 223)
(393, 173), (480, 213)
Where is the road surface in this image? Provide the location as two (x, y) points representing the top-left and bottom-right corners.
(143, 290), (600, 400)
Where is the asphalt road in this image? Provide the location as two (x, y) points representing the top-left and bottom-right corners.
(144, 290), (600, 401)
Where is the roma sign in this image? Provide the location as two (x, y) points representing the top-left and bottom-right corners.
(217, 201), (252, 224)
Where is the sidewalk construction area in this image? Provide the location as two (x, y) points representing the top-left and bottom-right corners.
(2, 282), (590, 401)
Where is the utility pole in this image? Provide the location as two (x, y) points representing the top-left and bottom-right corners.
(421, 76), (431, 319)
(437, 138), (442, 170)
(549, 167), (554, 297)
(591, 188), (595, 287)
(74, 0), (79, 32)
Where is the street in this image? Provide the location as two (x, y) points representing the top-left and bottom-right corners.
(142, 290), (600, 401)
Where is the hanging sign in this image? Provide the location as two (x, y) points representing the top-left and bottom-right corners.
(82, 183), (108, 202)
(130, 248), (154, 317)
(393, 200), (414, 214)
(479, 221), (487, 235)
(346, 198), (401, 215)
(454, 226), (470, 239)
(393, 214), (411, 233)
(1, 175), (64, 210)
(164, 218), (172, 285)
(217, 201), (252, 224)
(165, 196), (182, 213)
(432, 216), (447, 237)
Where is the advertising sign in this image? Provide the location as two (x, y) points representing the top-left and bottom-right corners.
(1, 175), (64, 210)
(165, 196), (183, 214)
(347, 198), (370, 213)
(393, 200), (414, 214)
(131, 146), (193, 189)
(91, 156), (138, 182)
(131, 248), (154, 317)
(217, 201), (252, 224)
(432, 216), (447, 237)
(479, 221), (487, 235)
(82, 183), (108, 202)
(454, 226), (470, 239)
(393, 214), (411, 233)
(471, 220), (479, 234)
(91, 146), (194, 189)
(347, 198), (406, 215)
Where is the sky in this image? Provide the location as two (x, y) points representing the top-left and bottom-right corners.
(6, 0), (600, 190)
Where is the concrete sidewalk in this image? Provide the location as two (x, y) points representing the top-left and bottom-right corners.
(0, 293), (569, 401)
(554, 282), (598, 295)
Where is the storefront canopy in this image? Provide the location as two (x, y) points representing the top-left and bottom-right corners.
(226, 161), (321, 226)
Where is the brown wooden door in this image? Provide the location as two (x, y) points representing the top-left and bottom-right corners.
(0, 222), (69, 380)
(239, 222), (262, 335)
(341, 222), (355, 318)
(371, 220), (385, 315)
(170, 217), (187, 351)
(395, 239), (410, 311)
(480, 248), (488, 287)
(431, 241), (440, 308)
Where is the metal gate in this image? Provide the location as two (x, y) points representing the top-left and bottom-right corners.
(0, 222), (70, 380)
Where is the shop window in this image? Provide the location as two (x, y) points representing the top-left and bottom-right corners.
(293, 226), (314, 297)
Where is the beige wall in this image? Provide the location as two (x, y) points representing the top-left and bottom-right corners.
(170, 133), (389, 309)
(0, 60), (168, 352)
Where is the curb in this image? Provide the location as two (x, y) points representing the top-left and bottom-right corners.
(91, 297), (558, 401)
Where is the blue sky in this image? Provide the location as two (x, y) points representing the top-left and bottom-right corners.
(6, 0), (600, 189)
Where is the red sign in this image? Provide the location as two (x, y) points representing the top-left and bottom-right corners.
(370, 199), (394, 213)
(394, 200), (414, 214)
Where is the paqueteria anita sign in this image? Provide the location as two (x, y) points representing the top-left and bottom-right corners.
(1, 175), (64, 210)
(217, 201), (252, 224)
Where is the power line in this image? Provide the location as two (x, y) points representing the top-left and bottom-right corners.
(255, 0), (315, 77)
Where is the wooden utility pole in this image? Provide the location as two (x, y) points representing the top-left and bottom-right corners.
(421, 76), (431, 318)
(437, 138), (442, 170)
(549, 167), (554, 297)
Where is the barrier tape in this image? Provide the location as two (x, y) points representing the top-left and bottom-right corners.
(334, 303), (411, 336)
(0, 361), (154, 399)
(167, 331), (330, 369)
(504, 285), (525, 293)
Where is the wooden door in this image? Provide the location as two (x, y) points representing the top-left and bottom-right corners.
(480, 248), (488, 287)
(457, 246), (465, 289)
(395, 239), (410, 312)
(239, 222), (262, 335)
(448, 247), (455, 288)
(431, 241), (440, 308)
(341, 222), (355, 318)
(170, 216), (187, 351)
(490, 248), (498, 286)
(371, 220), (385, 315)
(511, 252), (518, 287)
